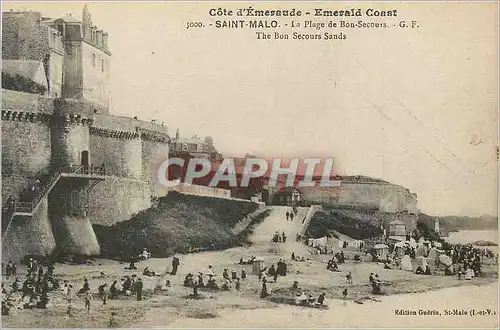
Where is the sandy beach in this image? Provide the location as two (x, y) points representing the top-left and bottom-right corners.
(2, 207), (498, 328)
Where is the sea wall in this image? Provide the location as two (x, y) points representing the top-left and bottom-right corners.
(168, 183), (232, 198)
(1, 110), (52, 199)
(300, 182), (418, 214)
(88, 177), (151, 226)
(89, 133), (142, 179)
(2, 198), (56, 262)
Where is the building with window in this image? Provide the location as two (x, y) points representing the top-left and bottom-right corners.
(2, 6), (111, 111)
(169, 128), (221, 160)
(2, 10), (64, 98)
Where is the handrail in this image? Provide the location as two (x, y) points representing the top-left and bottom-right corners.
(2, 164), (108, 241)
(6, 165), (107, 216)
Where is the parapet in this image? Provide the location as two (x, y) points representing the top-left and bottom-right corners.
(90, 114), (170, 142)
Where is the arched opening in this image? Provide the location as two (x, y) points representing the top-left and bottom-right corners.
(271, 187), (302, 206)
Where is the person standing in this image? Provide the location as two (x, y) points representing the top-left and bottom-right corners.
(285, 211), (290, 221)
(84, 290), (92, 314)
(5, 262), (13, 280)
(171, 257), (180, 275)
(135, 278), (143, 301)
(290, 212), (294, 221)
(260, 278), (269, 298)
(98, 283), (108, 305)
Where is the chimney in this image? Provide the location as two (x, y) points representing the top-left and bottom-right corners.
(96, 29), (102, 47)
(102, 32), (108, 49)
(175, 128), (180, 139)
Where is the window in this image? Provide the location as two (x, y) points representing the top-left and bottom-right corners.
(101, 59), (104, 72)
(196, 144), (203, 152)
(92, 54), (96, 67)
(182, 143), (188, 151)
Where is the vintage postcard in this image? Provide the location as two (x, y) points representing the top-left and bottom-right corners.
(1, 1), (498, 328)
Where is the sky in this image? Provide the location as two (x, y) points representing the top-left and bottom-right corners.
(2, 1), (498, 217)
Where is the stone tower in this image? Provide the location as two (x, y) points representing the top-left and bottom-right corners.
(49, 113), (100, 256)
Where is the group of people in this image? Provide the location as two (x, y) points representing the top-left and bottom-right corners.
(2, 258), (58, 315)
(272, 231), (287, 243)
(450, 244), (492, 277)
(259, 259), (288, 283)
(295, 291), (327, 307)
(285, 208), (298, 221)
(183, 266), (246, 295)
(2, 255), (184, 318)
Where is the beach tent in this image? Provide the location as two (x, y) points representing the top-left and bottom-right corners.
(350, 240), (365, 250)
(309, 237), (328, 249)
(400, 255), (413, 271)
(373, 244), (389, 260)
(415, 256), (428, 269)
(252, 257), (265, 275)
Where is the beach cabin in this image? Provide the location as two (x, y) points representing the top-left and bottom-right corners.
(388, 219), (407, 242)
(373, 244), (389, 261)
(252, 257), (265, 275)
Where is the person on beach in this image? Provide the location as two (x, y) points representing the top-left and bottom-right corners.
(342, 288), (348, 299)
(286, 211), (290, 221)
(79, 278), (90, 294)
(222, 269), (231, 283)
(171, 257), (180, 275)
(84, 290), (92, 314)
(346, 272), (353, 284)
(290, 212), (294, 221)
(235, 278), (241, 291)
(135, 278), (143, 301)
(260, 278), (269, 298)
(98, 283), (108, 305)
(317, 292), (327, 306)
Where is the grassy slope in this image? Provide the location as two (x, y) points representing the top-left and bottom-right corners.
(307, 206), (387, 240)
(93, 192), (264, 259)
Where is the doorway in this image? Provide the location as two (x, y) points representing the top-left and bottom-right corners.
(81, 150), (89, 166)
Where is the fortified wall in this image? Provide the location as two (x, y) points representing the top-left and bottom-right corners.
(299, 180), (419, 214)
(1, 89), (173, 260)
